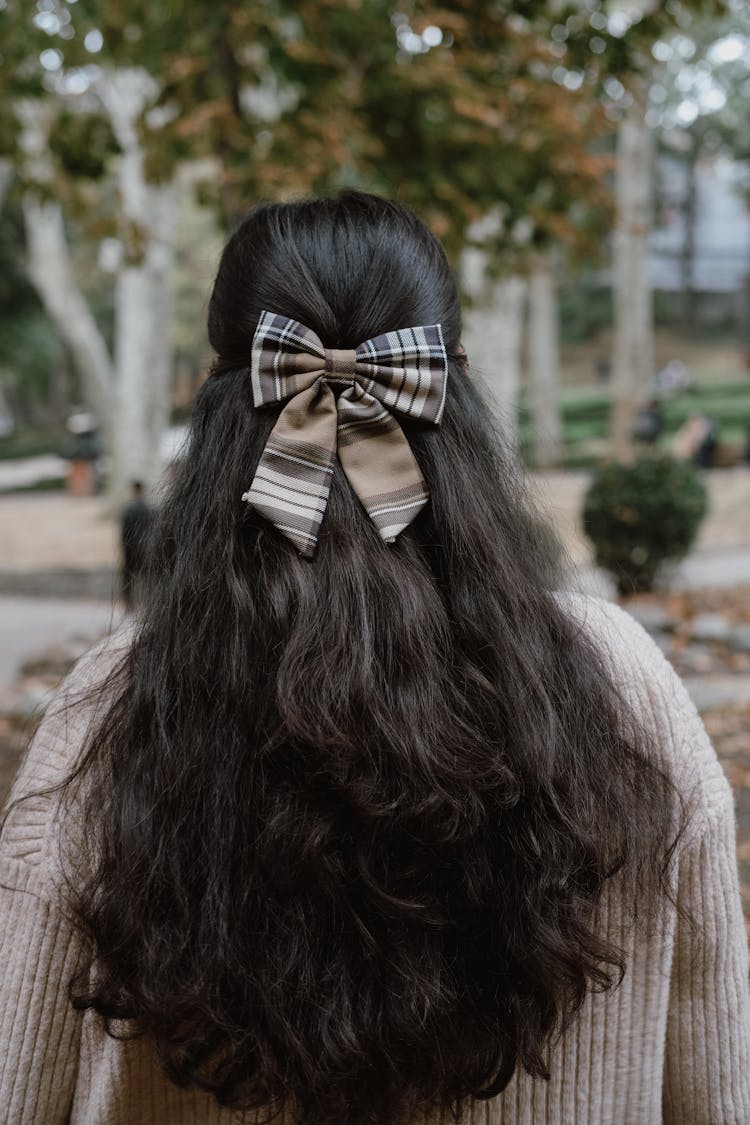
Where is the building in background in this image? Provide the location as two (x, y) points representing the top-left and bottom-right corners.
(650, 154), (750, 336)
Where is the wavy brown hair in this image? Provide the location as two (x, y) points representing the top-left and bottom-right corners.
(62, 193), (680, 1124)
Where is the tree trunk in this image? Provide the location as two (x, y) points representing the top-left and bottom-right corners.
(461, 242), (526, 447)
(22, 194), (115, 430)
(741, 274), (750, 372)
(610, 91), (654, 460)
(463, 276), (526, 445)
(528, 251), (563, 468)
(681, 138), (698, 329)
(145, 183), (177, 497)
(49, 354), (73, 430)
(113, 268), (155, 495)
(98, 69), (175, 504)
(113, 184), (176, 499)
(17, 101), (114, 431)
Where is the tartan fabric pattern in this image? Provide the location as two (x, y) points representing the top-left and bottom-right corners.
(242, 310), (448, 556)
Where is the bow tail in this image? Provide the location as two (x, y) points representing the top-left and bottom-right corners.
(336, 388), (429, 543)
(242, 379), (337, 557)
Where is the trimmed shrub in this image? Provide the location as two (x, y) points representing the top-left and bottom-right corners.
(582, 455), (708, 595)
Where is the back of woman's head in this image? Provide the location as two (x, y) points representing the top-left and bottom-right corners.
(208, 191), (461, 362)
(68, 192), (680, 1125)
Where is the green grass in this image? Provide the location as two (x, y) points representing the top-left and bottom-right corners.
(521, 376), (750, 469)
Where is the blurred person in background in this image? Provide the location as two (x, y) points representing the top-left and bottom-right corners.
(120, 479), (153, 610)
(632, 397), (664, 446)
(1, 193), (748, 1125)
(673, 413), (718, 468)
(654, 358), (692, 396)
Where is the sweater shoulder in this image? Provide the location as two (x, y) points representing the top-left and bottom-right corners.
(0, 621), (134, 887)
(557, 591), (733, 838)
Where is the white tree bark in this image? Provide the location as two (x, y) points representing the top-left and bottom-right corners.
(461, 241), (526, 446)
(144, 182), (176, 499)
(17, 86), (177, 503)
(611, 91), (654, 459)
(528, 251), (563, 468)
(23, 196), (115, 429)
(17, 101), (114, 430)
(98, 69), (176, 502)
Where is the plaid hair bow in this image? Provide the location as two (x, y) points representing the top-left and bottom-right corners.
(242, 310), (448, 557)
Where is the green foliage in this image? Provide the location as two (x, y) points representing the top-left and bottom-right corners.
(0, 205), (36, 316)
(48, 112), (120, 180)
(0, 0), (733, 435)
(582, 455), (708, 593)
(16, 0), (717, 256)
(0, 205), (65, 413)
(0, 307), (62, 407)
(0, 0), (730, 264)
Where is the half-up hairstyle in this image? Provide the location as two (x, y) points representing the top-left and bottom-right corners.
(63, 192), (681, 1124)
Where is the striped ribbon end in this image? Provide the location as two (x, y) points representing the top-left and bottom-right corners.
(362, 481), (430, 542)
(242, 433), (335, 557)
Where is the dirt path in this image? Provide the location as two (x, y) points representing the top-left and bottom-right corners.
(2, 468), (749, 575)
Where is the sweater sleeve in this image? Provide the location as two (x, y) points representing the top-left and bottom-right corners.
(662, 792), (750, 1125)
(0, 626), (131, 1125)
(0, 877), (85, 1124)
(561, 594), (750, 1122)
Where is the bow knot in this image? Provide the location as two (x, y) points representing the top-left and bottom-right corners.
(324, 349), (358, 381)
(242, 310), (448, 557)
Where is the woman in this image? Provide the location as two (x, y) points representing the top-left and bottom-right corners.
(2, 192), (748, 1124)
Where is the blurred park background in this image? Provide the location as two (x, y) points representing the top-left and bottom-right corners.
(1, 1), (750, 921)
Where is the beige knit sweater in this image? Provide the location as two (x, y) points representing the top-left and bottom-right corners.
(1, 595), (749, 1125)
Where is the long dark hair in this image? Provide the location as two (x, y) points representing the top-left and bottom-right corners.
(64, 192), (680, 1124)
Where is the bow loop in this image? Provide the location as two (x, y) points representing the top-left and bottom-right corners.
(243, 310), (448, 556)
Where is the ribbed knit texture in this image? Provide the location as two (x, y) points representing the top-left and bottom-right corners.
(1, 595), (748, 1124)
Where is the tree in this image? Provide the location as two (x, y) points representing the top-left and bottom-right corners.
(17, 99), (115, 431)
(14, 84), (177, 500)
(528, 249), (563, 467)
(1, 1), (182, 500)
(610, 84), (655, 459)
(3, 0), (617, 461)
(602, 0), (728, 457)
(461, 212), (528, 435)
(1, 0), (727, 474)
(76, 0), (622, 444)
(96, 68), (176, 498)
